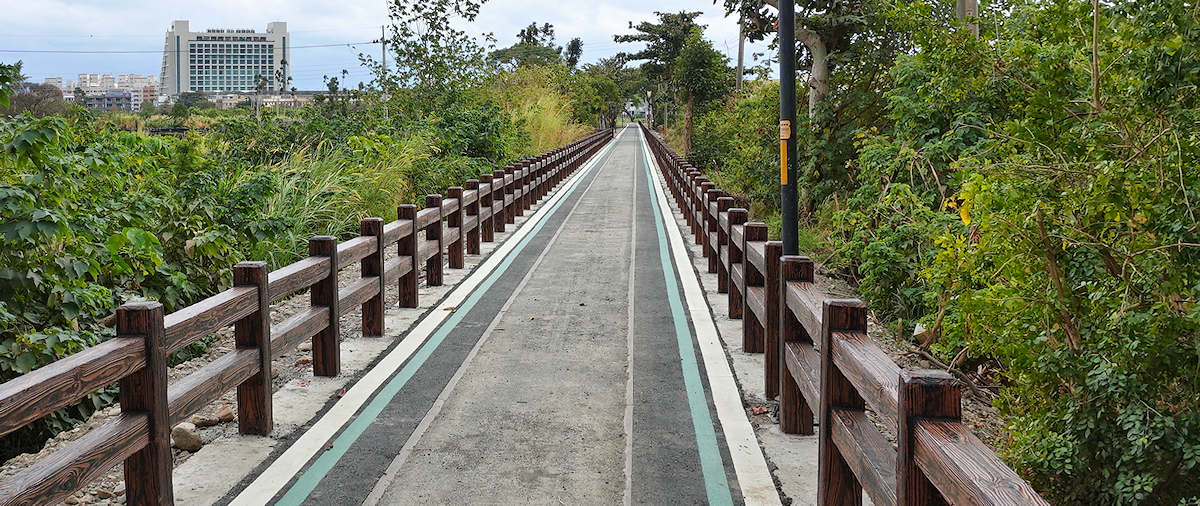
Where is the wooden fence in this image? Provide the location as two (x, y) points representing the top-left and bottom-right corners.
(0, 129), (614, 506)
(640, 123), (1048, 506)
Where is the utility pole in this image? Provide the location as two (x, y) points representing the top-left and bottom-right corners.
(736, 15), (746, 93)
(381, 25), (387, 74)
(779, 0), (798, 255)
(957, 0), (979, 36)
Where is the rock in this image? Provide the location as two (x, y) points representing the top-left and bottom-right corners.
(214, 405), (235, 423)
(64, 496), (79, 504)
(297, 342), (312, 351)
(113, 482), (125, 496)
(190, 414), (219, 428)
(96, 489), (114, 499)
(171, 422), (203, 452)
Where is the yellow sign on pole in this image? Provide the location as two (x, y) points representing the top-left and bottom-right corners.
(779, 120), (791, 184)
(780, 141), (788, 184)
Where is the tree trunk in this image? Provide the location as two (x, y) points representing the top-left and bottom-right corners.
(736, 16), (746, 93)
(684, 95), (695, 154)
(800, 32), (829, 117)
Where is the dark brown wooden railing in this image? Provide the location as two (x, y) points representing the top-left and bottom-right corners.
(0, 129), (614, 506)
(640, 123), (1046, 506)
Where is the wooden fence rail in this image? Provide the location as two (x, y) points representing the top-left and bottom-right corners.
(0, 129), (614, 506)
(639, 123), (1046, 506)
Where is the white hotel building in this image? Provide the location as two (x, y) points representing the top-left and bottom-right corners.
(159, 20), (290, 96)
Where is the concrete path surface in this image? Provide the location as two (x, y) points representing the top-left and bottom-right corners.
(225, 126), (778, 506)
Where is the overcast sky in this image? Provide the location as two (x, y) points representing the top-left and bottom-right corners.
(0, 0), (774, 90)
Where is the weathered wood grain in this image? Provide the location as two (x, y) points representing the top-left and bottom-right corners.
(116, 301), (173, 505)
(270, 307), (329, 355)
(268, 256), (331, 303)
(338, 276), (380, 316)
(167, 348), (259, 426)
(898, 370), (959, 506)
(913, 420), (1048, 505)
(0, 413), (149, 506)
(164, 286), (257, 354)
(0, 338), (144, 438)
(309, 236), (339, 377)
(819, 299), (868, 506)
(397, 205), (419, 308)
(830, 408), (898, 506)
(381, 218), (413, 246)
(360, 218), (386, 338)
(335, 236), (376, 270)
(424, 194), (444, 287)
(831, 330), (903, 430)
(233, 261), (272, 436)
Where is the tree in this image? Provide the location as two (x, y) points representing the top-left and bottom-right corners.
(2, 81), (66, 117)
(720, 0), (903, 205)
(176, 92), (214, 109)
(673, 28), (732, 152)
(0, 62), (22, 108)
(381, 0), (491, 115)
(564, 38), (583, 70)
(488, 22), (582, 70)
(614, 11), (705, 128)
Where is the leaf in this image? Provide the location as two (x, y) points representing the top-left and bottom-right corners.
(959, 202), (971, 226)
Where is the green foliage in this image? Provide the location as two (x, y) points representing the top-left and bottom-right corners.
(673, 28), (733, 108)
(0, 1), (595, 458)
(688, 80), (781, 210)
(689, 0), (1200, 501)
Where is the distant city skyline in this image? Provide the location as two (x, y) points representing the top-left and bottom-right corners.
(0, 0), (772, 91)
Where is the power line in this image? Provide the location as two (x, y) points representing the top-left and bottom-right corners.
(0, 41), (379, 54)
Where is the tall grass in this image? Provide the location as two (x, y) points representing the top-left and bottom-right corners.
(488, 66), (591, 154)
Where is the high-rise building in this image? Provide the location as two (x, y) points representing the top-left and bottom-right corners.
(159, 20), (290, 96)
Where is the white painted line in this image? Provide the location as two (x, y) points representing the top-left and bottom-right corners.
(636, 127), (781, 506)
(622, 135), (638, 506)
(361, 130), (619, 506)
(230, 128), (626, 505)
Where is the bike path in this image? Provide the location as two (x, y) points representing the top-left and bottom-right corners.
(231, 125), (765, 505)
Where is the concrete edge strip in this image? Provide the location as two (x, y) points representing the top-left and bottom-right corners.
(360, 131), (617, 506)
(636, 127), (782, 506)
(635, 130), (733, 505)
(229, 126), (628, 505)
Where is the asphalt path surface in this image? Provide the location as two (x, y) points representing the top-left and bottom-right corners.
(242, 126), (758, 505)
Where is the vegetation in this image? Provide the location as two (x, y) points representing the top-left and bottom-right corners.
(0, 0), (628, 461)
(662, 0), (1200, 502)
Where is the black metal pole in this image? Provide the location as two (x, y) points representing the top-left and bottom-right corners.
(779, 0), (798, 255)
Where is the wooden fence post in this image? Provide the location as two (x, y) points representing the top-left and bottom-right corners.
(479, 175), (495, 242)
(817, 299), (868, 506)
(715, 196), (734, 291)
(425, 194), (444, 286)
(464, 180), (481, 255)
(728, 208), (748, 319)
(310, 235), (340, 377)
(743, 222), (768, 353)
(898, 370), (960, 506)
(233, 261), (272, 435)
(510, 166), (525, 218)
(116, 301), (173, 506)
(503, 167), (517, 224)
(360, 218), (385, 336)
(492, 170), (509, 232)
(397, 204), (418, 308)
(779, 255), (815, 435)
(764, 240), (783, 399)
(446, 187), (464, 269)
